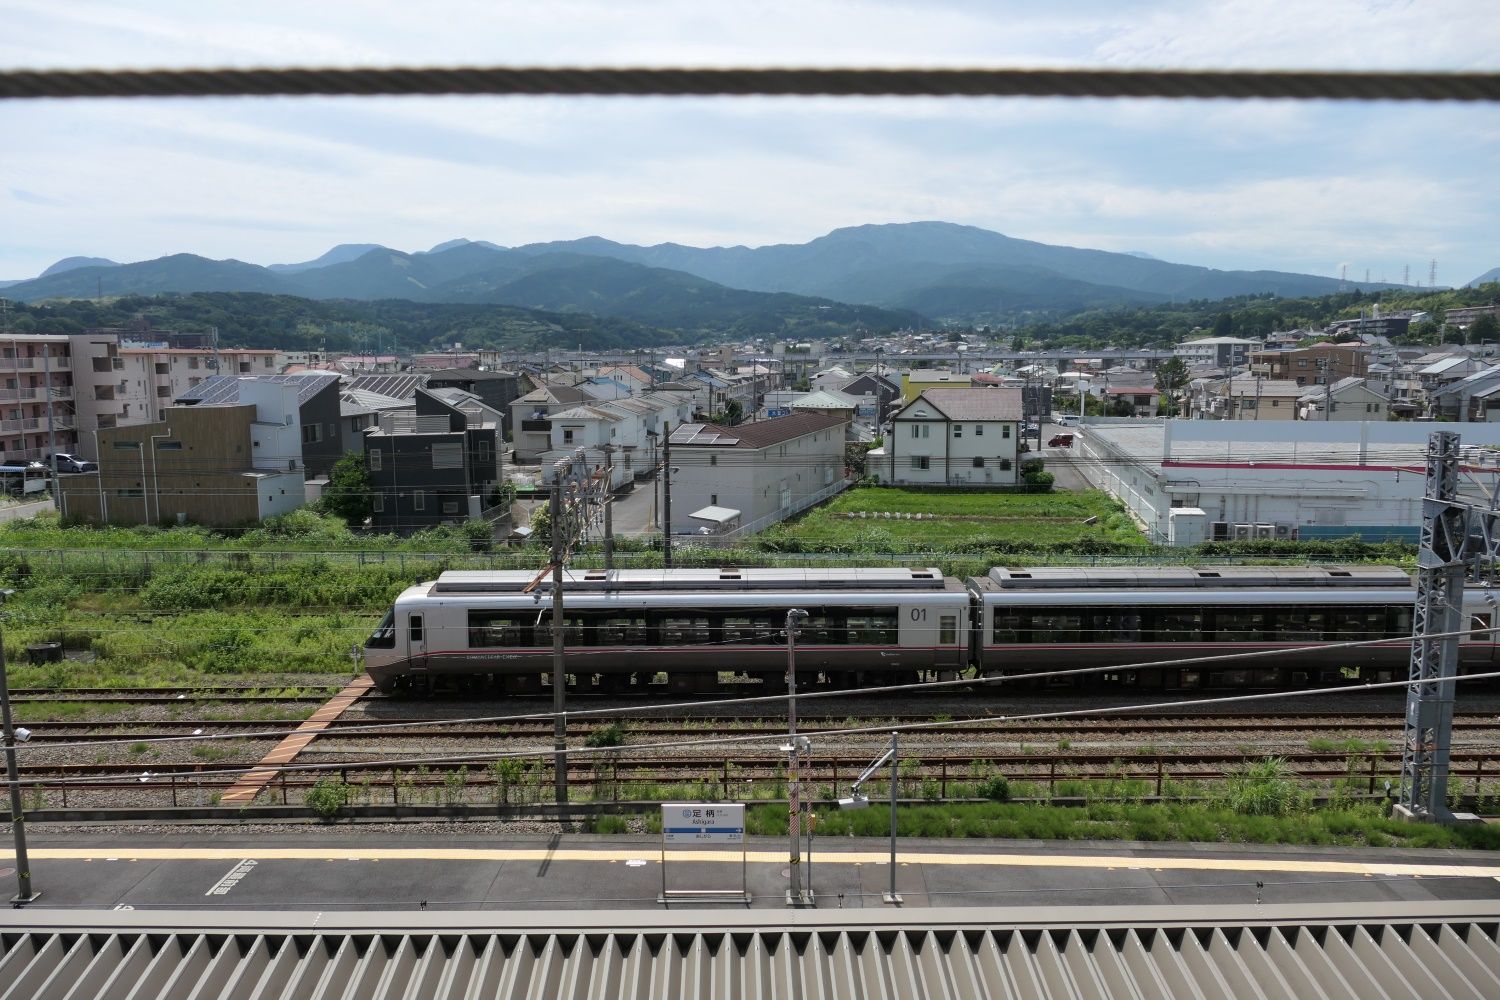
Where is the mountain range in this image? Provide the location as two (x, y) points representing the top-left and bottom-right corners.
(4, 222), (1486, 327)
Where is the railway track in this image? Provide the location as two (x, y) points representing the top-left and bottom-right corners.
(16, 711), (1500, 741)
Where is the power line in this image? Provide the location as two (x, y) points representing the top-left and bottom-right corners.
(1, 66), (1498, 102)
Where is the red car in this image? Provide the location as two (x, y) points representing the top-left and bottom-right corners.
(1048, 433), (1075, 448)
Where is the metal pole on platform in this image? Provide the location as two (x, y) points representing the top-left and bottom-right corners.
(662, 423), (673, 568)
(0, 588), (38, 906)
(886, 731), (901, 905)
(784, 607), (810, 907)
(549, 476), (568, 816)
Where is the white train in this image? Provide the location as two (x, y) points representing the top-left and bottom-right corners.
(362, 565), (1500, 694)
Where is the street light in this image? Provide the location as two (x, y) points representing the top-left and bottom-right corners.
(838, 730), (902, 904)
(0, 587), (39, 906)
(783, 607), (813, 907)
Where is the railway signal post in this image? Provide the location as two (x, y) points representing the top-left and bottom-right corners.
(784, 607), (813, 907)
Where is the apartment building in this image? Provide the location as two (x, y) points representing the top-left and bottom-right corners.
(118, 347), (280, 423)
(1248, 343), (1369, 387)
(59, 380), (306, 527)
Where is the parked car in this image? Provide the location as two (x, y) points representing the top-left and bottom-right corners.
(1049, 433), (1075, 448)
(1056, 414), (1078, 427)
(44, 452), (98, 473)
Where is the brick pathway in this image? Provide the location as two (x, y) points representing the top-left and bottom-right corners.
(218, 674), (375, 806)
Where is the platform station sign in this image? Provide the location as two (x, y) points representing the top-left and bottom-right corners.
(661, 803), (745, 844)
(658, 802), (750, 904)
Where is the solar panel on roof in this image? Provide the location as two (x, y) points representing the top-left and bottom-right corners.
(176, 372), (339, 406)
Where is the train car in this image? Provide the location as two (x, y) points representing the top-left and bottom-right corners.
(968, 565), (1500, 689)
(364, 567), (972, 693)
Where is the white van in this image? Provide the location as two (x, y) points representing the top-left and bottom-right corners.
(1056, 414), (1078, 427)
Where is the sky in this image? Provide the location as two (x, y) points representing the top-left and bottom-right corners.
(3, 0), (1498, 286)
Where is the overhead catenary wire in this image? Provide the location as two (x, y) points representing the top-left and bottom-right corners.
(1, 66), (1498, 102)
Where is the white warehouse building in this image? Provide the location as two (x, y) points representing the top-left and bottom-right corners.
(1074, 419), (1500, 546)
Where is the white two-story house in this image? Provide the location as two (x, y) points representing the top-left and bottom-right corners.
(879, 388), (1022, 486)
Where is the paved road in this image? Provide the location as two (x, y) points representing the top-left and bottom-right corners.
(0, 497), (54, 522)
(8, 832), (1499, 912)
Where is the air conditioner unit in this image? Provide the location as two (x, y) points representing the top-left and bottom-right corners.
(1255, 524), (1275, 540)
(1274, 523), (1293, 539)
(1233, 523), (1254, 540)
(1211, 521), (1230, 540)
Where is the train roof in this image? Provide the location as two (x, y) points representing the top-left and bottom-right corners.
(428, 567), (955, 594)
(970, 565), (1413, 592)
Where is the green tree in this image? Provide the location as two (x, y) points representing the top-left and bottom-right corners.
(1154, 356), (1189, 416)
(1212, 312), (1234, 337)
(320, 452), (373, 524)
(528, 498), (582, 547)
(1467, 314), (1500, 345)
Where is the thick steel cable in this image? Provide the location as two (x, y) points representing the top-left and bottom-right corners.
(0, 67), (1498, 102)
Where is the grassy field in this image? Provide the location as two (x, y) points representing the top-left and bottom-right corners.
(759, 487), (1148, 553)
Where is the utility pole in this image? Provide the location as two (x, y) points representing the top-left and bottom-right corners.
(662, 422), (673, 568)
(602, 447), (614, 572)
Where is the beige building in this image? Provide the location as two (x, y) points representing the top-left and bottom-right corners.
(59, 380), (306, 527)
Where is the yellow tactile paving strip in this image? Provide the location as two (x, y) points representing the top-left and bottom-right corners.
(9, 846), (1499, 880)
(217, 674), (375, 805)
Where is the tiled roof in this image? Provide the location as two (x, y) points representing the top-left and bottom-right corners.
(902, 387), (1024, 421)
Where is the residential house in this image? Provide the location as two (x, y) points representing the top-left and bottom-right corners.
(1430, 366), (1500, 422)
(364, 388), (504, 535)
(422, 368), (522, 431)
(509, 384), (595, 462)
(877, 388), (1023, 486)
(899, 369), (973, 403)
(59, 380), (306, 527)
(666, 412), (849, 536)
(174, 372), (343, 478)
(1248, 343), (1369, 387)
(1221, 376), (1301, 420)
(1296, 377), (1389, 421)
(338, 387), (413, 454)
(1101, 386), (1161, 417)
(1174, 336), (1258, 369)
(1416, 353), (1485, 401)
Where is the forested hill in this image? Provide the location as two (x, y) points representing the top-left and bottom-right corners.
(1008, 283), (1500, 350)
(0, 290), (912, 352)
(0, 293), (665, 352)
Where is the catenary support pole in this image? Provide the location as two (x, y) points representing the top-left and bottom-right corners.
(1399, 430), (1464, 822)
(602, 448), (613, 572)
(662, 422), (673, 568)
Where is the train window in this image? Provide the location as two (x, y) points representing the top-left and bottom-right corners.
(598, 616), (648, 645)
(1090, 610), (1140, 643)
(721, 616), (761, 644)
(661, 616), (712, 645)
(802, 614), (843, 644)
(1387, 607), (1413, 639)
(1329, 607), (1389, 640)
(408, 614), (424, 643)
(847, 612), (898, 645)
(939, 615), (958, 645)
(468, 611), (527, 647)
(534, 616), (585, 646)
(367, 610), (396, 649)
(1273, 610), (1325, 642)
(992, 613), (1023, 643)
(1030, 611), (1081, 643)
(1213, 610), (1265, 642)
(1152, 609), (1202, 642)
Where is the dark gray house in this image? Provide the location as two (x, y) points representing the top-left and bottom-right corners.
(175, 372), (343, 478)
(363, 388), (504, 535)
(422, 368), (522, 434)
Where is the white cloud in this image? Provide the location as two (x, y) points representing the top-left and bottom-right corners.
(1, 1), (1497, 284)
